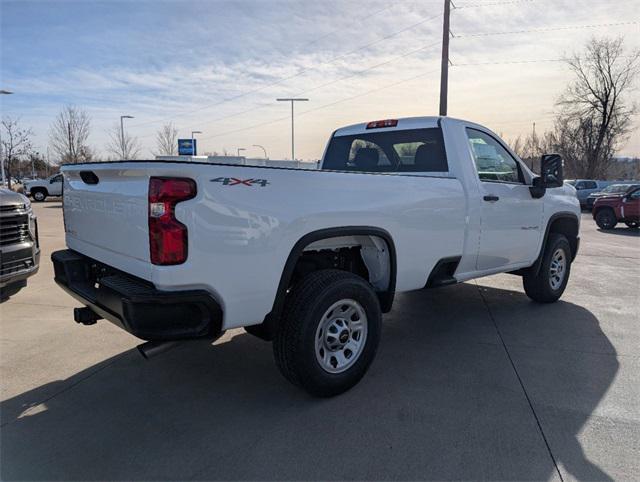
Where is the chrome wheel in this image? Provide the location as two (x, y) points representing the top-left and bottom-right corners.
(315, 299), (368, 374)
(33, 191), (45, 201)
(549, 248), (566, 291)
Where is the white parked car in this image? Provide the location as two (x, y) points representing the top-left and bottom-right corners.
(24, 173), (64, 202)
(52, 116), (580, 396)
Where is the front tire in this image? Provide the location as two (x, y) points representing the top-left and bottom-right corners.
(595, 208), (617, 230)
(273, 269), (381, 397)
(523, 233), (571, 303)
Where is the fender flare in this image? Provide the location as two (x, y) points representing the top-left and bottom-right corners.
(530, 212), (580, 276)
(269, 226), (397, 324)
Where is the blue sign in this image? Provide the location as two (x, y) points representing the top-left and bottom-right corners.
(178, 138), (197, 156)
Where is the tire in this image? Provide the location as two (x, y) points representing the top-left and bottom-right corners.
(595, 208), (617, 230)
(523, 233), (572, 303)
(273, 269), (382, 397)
(32, 189), (47, 202)
(624, 221), (639, 229)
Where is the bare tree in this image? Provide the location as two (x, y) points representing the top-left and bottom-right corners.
(555, 37), (639, 179)
(49, 105), (93, 164)
(1, 117), (33, 189)
(154, 123), (178, 156)
(106, 123), (142, 160)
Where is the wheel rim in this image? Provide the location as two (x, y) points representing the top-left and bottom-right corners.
(315, 299), (368, 374)
(549, 248), (566, 291)
(34, 192), (44, 201)
(600, 213), (613, 228)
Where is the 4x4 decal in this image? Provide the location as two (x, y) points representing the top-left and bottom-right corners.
(210, 177), (269, 187)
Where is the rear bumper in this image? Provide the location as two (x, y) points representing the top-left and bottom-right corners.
(51, 249), (222, 341)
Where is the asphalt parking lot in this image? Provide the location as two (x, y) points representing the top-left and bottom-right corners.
(1, 201), (638, 481)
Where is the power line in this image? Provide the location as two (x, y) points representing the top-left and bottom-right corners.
(137, 41), (442, 140)
(199, 67), (441, 142)
(454, 0), (535, 9)
(453, 58), (566, 66)
(452, 54), (636, 66)
(456, 21), (638, 38)
(130, 11), (443, 130)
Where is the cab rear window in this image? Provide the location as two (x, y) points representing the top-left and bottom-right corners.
(322, 128), (448, 173)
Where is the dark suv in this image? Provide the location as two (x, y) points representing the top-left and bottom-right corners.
(0, 188), (40, 301)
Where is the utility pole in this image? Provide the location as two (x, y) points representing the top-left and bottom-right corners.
(439, 0), (451, 116)
(277, 98), (308, 160)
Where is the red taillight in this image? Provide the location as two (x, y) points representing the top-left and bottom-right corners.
(148, 177), (196, 265)
(366, 119), (398, 129)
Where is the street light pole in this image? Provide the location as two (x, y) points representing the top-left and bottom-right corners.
(277, 98), (308, 160)
(1, 90), (14, 186)
(252, 144), (268, 159)
(191, 130), (202, 156)
(120, 115), (134, 159)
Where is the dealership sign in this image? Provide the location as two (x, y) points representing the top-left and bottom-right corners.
(178, 139), (197, 156)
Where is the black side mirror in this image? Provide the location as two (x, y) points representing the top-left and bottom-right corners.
(540, 153), (564, 188)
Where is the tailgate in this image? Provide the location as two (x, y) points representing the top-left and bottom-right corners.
(62, 165), (152, 278)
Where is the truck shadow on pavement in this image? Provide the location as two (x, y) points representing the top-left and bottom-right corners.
(1, 283), (617, 481)
(597, 227), (640, 237)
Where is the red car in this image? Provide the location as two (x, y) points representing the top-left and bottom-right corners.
(592, 186), (640, 230)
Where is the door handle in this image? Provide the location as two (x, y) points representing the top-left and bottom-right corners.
(483, 195), (500, 202)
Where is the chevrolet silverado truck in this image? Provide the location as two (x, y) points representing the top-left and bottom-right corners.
(1, 188), (40, 301)
(24, 173), (64, 202)
(592, 185), (640, 229)
(52, 116), (580, 396)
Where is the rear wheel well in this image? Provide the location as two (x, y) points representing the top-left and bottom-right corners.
(286, 234), (394, 311)
(246, 229), (396, 341)
(593, 205), (615, 217)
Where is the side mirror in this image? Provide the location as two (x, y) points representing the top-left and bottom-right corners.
(540, 154), (564, 188)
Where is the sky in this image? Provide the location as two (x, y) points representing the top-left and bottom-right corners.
(1, 0), (639, 161)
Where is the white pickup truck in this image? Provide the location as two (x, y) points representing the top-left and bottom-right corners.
(24, 173), (64, 202)
(52, 116), (580, 396)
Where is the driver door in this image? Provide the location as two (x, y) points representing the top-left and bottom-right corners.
(49, 174), (63, 195)
(465, 128), (543, 271)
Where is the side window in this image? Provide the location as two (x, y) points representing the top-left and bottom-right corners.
(585, 181), (597, 189)
(629, 190), (640, 199)
(50, 175), (62, 183)
(465, 128), (522, 183)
